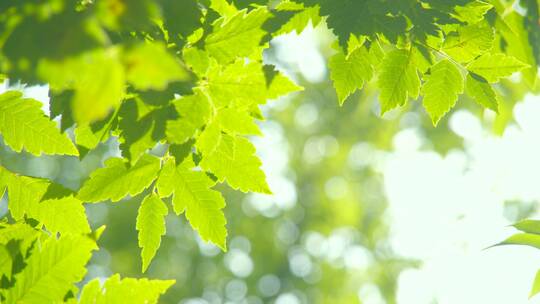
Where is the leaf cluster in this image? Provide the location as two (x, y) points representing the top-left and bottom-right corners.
(0, 0), (538, 301)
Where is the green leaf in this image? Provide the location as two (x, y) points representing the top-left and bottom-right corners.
(79, 279), (102, 304)
(161, 0), (202, 45)
(211, 0), (238, 18)
(77, 154), (161, 203)
(530, 269), (540, 299)
(453, 1), (493, 24)
(377, 49), (420, 114)
(3, 167), (89, 235)
(467, 53), (529, 83)
(183, 47), (211, 77)
(0, 223), (38, 279)
(39, 49), (126, 124)
(422, 60), (464, 125)
(273, 4), (321, 36)
(265, 66), (304, 100)
(123, 42), (189, 90)
(166, 89), (211, 144)
(207, 60), (267, 108)
(0, 166), (10, 199)
(308, 0), (407, 46)
(329, 46), (373, 105)
(78, 274), (174, 304)
(465, 73), (498, 112)
(0, 246), (12, 280)
(0, 222), (40, 246)
(136, 193), (168, 272)
(217, 107), (262, 136)
(74, 116), (114, 153)
(0, 91), (78, 156)
(205, 7), (271, 63)
(6, 173), (50, 220)
(496, 233), (540, 250)
(4, 234), (97, 304)
(156, 158), (227, 250)
(496, 12), (538, 87)
(206, 60), (302, 109)
(32, 196), (91, 235)
(96, 0), (160, 31)
(198, 132), (270, 194)
(442, 22), (494, 63)
(513, 220), (540, 235)
(117, 99), (173, 164)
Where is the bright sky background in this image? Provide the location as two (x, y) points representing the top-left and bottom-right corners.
(385, 97), (540, 304)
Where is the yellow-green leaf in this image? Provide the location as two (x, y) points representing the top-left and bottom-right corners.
(329, 46), (373, 105)
(467, 53), (529, 83)
(77, 154), (161, 203)
(422, 60), (464, 125)
(198, 132), (270, 194)
(0, 91), (78, 156)
(79, 274), (174, 304)
(205, 7), (271, 63)
(4, 234), (97, 304)
(136, 193), (168, 272)
(123, 42), (189, 90)
(156, 158), (227, 250)
(465, 73), (498, 112)
(377, 49), (420, 114)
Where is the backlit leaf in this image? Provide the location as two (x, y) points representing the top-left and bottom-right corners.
(157, 158), (227, 250)
(422, 60), (464, 125)
(136, 193), (168, 272)
(4, 234), (97, 304)
(77, 154), (161, 203)
(377, 49), (420, 114)
(467, 53), (529, 83)
(0, 91), (78, 156)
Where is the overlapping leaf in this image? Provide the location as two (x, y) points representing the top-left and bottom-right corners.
(205, 7), (271, 63)
(123, 43), (189, 90)
(157, 158), (227, 250)
(442, 22), (494, 62)
(467, 53), (529, 83)
(4, 234), (97, 304)
(329, 45), (373, 105)
(377, 49), (420, 114)
(465, 73), (498, 112)
(0, 91), (78, 156)
(77, 154), (161, 203)
(39, 49), (126, 124)
(79, 274), (174, 304)
(198, 130), (270, 194)
(422, 60), (464, 125)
